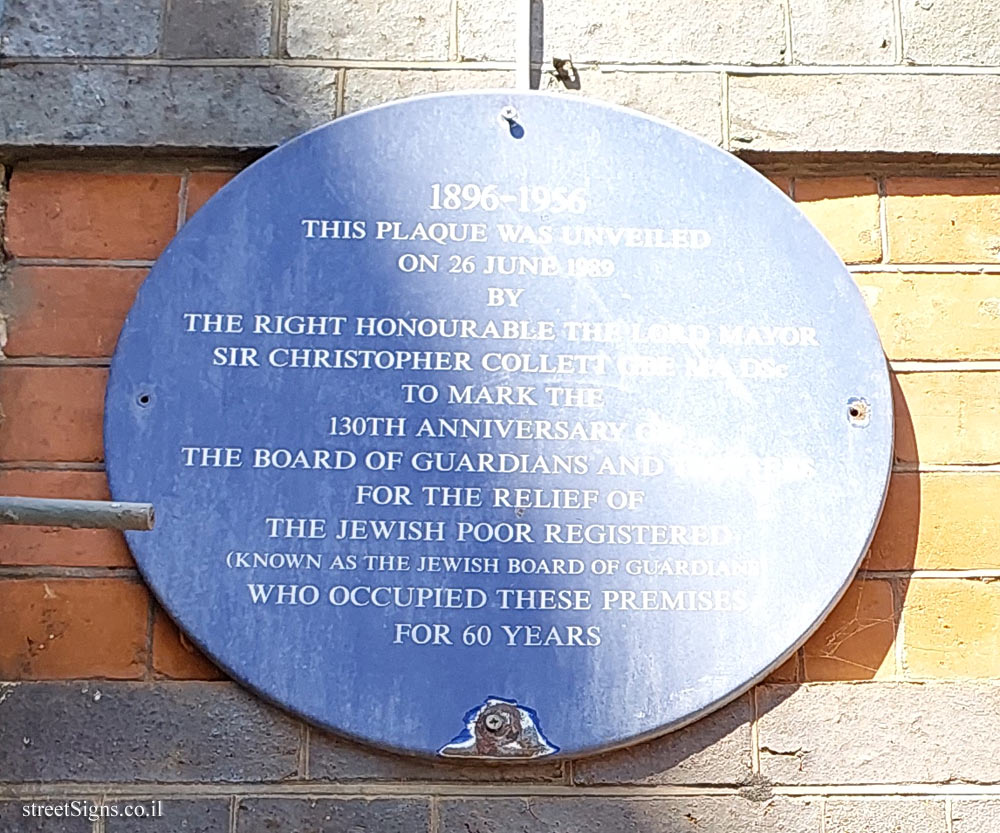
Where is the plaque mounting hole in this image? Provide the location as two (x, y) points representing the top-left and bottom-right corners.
(847, 397), (870, 427)
(499, 106), (525, 140)
(136, 392), (152, 408)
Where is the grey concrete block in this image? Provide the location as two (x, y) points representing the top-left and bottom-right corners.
(728, 73), (1000, 153)
(902, 0), (1000, 66)
(162, 0), (272, 58)
(789, 0), (896, 64)
(457, 0), (786, 64)
(0, 802), (93, 832)
(758, 683), (1000, 785)
(952, 800), (1000, 832)
(342, 69), (513, 113)
(237, 799), (430, 833)
(573, 694), (753, 785)
(105, 800), (230, 832)
(287, 0), (450, 60)
(0, 64), (338, 148)
(539, 70), (723, 146)
(455, 0), (541, 62)
(309, 728), (563, 781)
(825, 799), (948, 832)
(0, 0), (160, 57)
(440, 797), (821, 833)
(0, 682), (301, 782)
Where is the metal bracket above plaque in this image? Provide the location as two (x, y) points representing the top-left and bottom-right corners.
(105, 92), (893, 760)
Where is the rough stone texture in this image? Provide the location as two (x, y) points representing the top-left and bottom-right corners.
(439, 797), (821, 832)
(3, 64), (1000, 153)
(0, 0), (161, 57)
(539, 70), (723, 146)
(758, 683), (1000, 784)
(728, 74), (1000, 153)
(902, 0), (1000, 66)
(789, 0), (895, 64)
(0, 64), (338, 148)
(309, 728), (563, 782)
(825, 799), (948, 832)
(573, 694), (753, 785)
(106, 800), (230, 832)
(457, 0), (787, 64)
(237, 799), (430, 833)
(455, 0), (542, 61)
(952, 800), (1000, 832)
(287, 0), (450, 60)
(0, 682), (302, 782)
(342, 69), (513, 113)
(162, 0), (272, 58)
(0, 802), (93, 832)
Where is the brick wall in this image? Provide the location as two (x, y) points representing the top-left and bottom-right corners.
(2, 164), (1000, 831)
(3, 0), (1000, 152)
(4, 0), (1000, 830)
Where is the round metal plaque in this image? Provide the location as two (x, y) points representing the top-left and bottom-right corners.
(105, 92), (893, 760)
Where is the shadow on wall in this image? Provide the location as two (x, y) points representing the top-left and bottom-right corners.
(140, 76), (919, 792)
(0, 0), (922, 792)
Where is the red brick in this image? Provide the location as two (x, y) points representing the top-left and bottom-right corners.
(2, 266), (146, 357)
(0, 578), (148, 679)
(152, 607), (224, 680)
(4, 171), (181, 259)
(185, 171), (237, 220)
(0, 367), (106, 462)
(0, 470), (132, 567)
(766, 175), (791, 196)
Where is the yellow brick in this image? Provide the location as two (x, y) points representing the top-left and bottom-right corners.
(795, 177), (882, 264)
(803, 580), (896, 681)
(893, 371), (1000, 465)
(904, 579), (1000, 678)
(886, 178), (1000, 263)
(867, 472), (1000, 571)
(854, 272), (1000, 360)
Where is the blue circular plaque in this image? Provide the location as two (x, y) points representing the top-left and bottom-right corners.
(106, 92), (892, 760)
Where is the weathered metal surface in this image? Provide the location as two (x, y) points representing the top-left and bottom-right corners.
(104, 92), (893, 760)
(0, 497), (155, 530)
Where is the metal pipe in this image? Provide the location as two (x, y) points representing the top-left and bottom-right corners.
(517, 0), (532, 90)
(0, 497), (155, 531)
